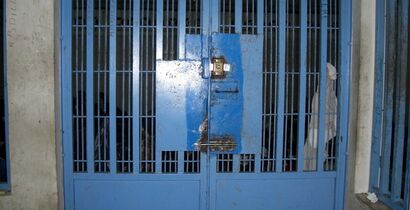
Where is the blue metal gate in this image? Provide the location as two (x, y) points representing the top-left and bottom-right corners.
(61, 0), (352, 209)
(370, 0), (409, 209)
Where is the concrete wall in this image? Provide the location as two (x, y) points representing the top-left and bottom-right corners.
(345, 0), (377, 209)
(354, 0), (376, 194)
(345, 0), (362, 208)
(0, 0), (58, 209)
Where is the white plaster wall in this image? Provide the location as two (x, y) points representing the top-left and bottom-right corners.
(345, 0), (377, 209)
(345, 0), (362, 208)
(354, 0), (376, 194)
(0, 0), (58, 209)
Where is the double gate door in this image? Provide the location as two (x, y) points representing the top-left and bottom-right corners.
(61, 0), (351, 209)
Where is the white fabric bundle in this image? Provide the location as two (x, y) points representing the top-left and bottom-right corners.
(304, 63), (338, 170)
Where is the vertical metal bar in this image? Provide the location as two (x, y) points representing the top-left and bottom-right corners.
(290, 0), (296, 171)
(275, 0), (286, 172)
(233, 154), (240, 173)
(127, 0), (132, 173)
(380, 0), (396, 194)
(255, 1), (262, 173)
(82, 1), (87, 171)
(81, 0), (86, 170)
(405, 83), (410, 209)
(164, 0), (168, 59)
(260, 0), (267, 172)
(178, 0), (186, 59)
(229, 0), (233, 33)
(251, 0), (254, 34)
(328, 0), (336, 171)
(86, 0), (94, 174)
(128, 6), (133, 171)
(109, 0), (117, 174)
(172, 0), (176, 59)
(202, 0), (211, 208)
(74, 0), (79, 172)
(178, 150), (184, 173)
(228, 154), (232, 172)
(171, 0), (176, 59)
(334, 0), (352, 208)
(187, 0), (191, 33)
(133, 0), (141, 174)
(202, 0), (210, 58)
(256, 0), (263, 34)
(152, 13), (158, 171)
(1, 0), (10, 189)
(121, 0), (124, 173)
(317, 0), (328, 172)
(157, 0), (164, 60)
(144, 0), (148, 172)
(209, 155), (217, 210)
(307, 1), (318, 170)
(197, 0), (202, 34)
(196, 152), (200, 173)
(154, 0), (162, 174)
(211, 0), (219, 33)
(199, 151), (208, 210)
(221, 0), (225, 32)
(391, 0), (408, 200)
(140, 0), (145, 173)
(124, 0), (128, 173)
(62, 0), (74, 207)
(272, 0), (277, 172)
(266, 0), (274, 172)
(96, 0), (101, 172)
(297, 0), (307, 172)
(235, 0), (242, 33)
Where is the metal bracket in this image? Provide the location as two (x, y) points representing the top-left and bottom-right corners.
(194, 136), (237, 152)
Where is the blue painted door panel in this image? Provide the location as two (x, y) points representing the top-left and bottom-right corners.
(156, 34), (263, 154)
(157, 60), (207, 151)
(209, 34), (263, 154)
(74, 180), (201, 210)
(213, 177), (335, 210)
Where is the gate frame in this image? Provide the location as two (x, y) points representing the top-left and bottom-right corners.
(369, 0), (410, 209)
(0, 0), (10, 192)
(59, 0), (353, 209)
(337, 0), (353, 210)
(60, 0), (74, 209)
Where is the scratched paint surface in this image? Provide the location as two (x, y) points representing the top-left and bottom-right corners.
(156, 60), (207, 151)
(209, 34), (263, 154)
(156, 34), (262, 153)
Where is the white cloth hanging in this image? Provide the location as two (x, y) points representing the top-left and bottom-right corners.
(304, 63), (338, 170)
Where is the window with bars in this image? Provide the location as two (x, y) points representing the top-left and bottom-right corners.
(240, 154), (255, 173)
(184, 151), (200, 173)
(217, 154), (233, 173)
(261, 0), (340, 173)
(139, 0), (157, 173)
(219, 0), (235, 33)
(162, 151), (178, 173)
(186, 0), (201, 34)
